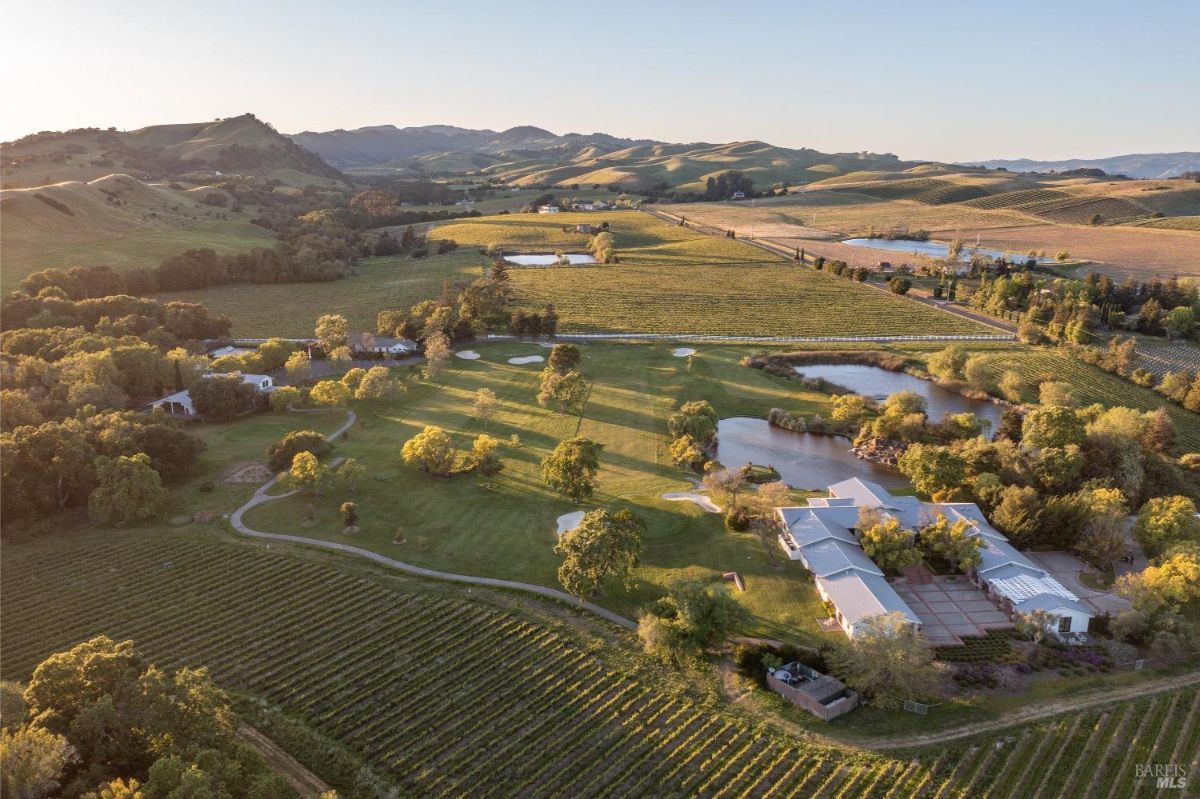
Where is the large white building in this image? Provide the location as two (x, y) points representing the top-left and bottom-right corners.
(776, 478), (1092, 639)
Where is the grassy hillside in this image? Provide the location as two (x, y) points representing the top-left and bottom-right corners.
(0, 174), (275, 291)
(2, 113), (346, 188)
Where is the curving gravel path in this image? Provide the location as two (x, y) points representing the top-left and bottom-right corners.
(229, 409), (638, 630)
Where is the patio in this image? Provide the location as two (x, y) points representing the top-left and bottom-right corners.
(892, 576), (1013, 646)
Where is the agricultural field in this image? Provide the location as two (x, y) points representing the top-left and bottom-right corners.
(3, 525), (1195, 799)
(166, 250), (488, 337)
(1133, 337), (1200, 379)
(664, 174), (1200, 280)
(430, 211), (990, 336)
(244, 342), (831, 641)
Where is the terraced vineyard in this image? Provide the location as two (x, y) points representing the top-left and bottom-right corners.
(6, 529), (1193, 798)
(831, 178), (991, 205)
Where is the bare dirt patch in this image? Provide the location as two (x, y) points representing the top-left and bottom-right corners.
(225, 462), (273, 484)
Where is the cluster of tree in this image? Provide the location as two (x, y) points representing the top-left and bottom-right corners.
(2, 288), (231, 338)
(892, 401), (1197, 559)
(589, 231), (616, 264)
(0, 636), (296, 799)
(855, 509), (983, 574)
(971, 270), (1197, 343)
(814, 258), (871, 282)
(537, 344), (586, 412)
(701, 171), (756, 201)
(638, 578), (749, 666)
(400, 425), (501, 479)
(375, 275), (517, 344)
(855, 389), (990, 446)
(1, 409), (203, 527)
(1110, 501), (1200, 657)
(667, 400), (719, 471)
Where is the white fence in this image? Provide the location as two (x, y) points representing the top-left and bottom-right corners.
(487, 333), (1015, 343)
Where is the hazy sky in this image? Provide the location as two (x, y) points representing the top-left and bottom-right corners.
(4, 0), (1197, 161)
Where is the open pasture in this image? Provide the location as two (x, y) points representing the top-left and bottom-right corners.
(166, 251), (487, 337)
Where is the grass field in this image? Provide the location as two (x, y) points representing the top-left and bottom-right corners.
(245, 342), (832, 641)
(166, 251), (488, 337)
(431, 212), (989, 336)
(0, 173), (276, 291)
(3, 524), (1195, 798)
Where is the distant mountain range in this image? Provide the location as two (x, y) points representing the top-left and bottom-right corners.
(287, 124), (911, 192)
(965, 152), (1200, 180)
(289, 124), (664, 169)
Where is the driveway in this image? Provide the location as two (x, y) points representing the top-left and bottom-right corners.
(893, 576), (1012, 645)
(1027, 551), (1131, 616)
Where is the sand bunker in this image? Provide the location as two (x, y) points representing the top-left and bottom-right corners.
(556, 511), (586, 536)
(539, 342), (557, 348)
(455, 350), (481, 360)
(672, 348), (696, 357)
(661, 492), (721, 513)
(508, 355), (545, 365)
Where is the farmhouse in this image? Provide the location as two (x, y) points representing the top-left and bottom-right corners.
(347, 332), (419, 356)
(148, 372), (275, 417)
(776, 478), (1092, 639)
(537, 205), (560, 214)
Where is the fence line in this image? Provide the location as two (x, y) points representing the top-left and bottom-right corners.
(487, 333), (1015, 343)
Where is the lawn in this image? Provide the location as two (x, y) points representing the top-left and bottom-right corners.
(244, 341), (832, 641)
(166, 251), (488, 337)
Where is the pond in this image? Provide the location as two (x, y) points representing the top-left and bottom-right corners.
(793, 364), (1003, 431)
(505, 253), (597, 266)
(841, 238), (1055, 264)
(716, 417), (909, 491)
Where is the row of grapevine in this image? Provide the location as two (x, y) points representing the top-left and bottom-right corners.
(3, 529), (1196, 799)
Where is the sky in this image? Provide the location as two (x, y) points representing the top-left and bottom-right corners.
(4, 0), (1197, 162)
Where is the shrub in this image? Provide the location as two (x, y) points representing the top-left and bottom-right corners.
(724, 505), (752, 531)
(267, 430), (331, 472)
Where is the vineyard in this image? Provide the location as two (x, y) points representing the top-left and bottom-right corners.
(1132, 338), (1200, 379)
(4, 528), (1195, 799)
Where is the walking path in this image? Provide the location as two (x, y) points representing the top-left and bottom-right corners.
(232, 409), (1194, 751)
(230, 409), (638, 630)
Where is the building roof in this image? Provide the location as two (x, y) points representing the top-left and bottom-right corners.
(800, 539), (882, 579)
(1014, 592), (1091, 616)
(150, 389), (192, 405)
(991, 573), (1079, 605)
(209, 345), (253, 358)
(777, 506), (859, 548)
(817, 571), (921, 627)
(828, 477), (925, 527)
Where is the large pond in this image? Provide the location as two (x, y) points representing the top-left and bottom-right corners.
(842, 238), (1055, 264)
(716, 417), (909, 490)
(793, 364), (1003, 431)
(505, 253), (597, 266)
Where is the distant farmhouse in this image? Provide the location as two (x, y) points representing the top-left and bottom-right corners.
(776, 478), (1092, 642)
(148, 372), (275, 417)
(347, 332), (419, 357)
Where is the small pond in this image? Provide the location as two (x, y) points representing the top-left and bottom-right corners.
(505, 253), (597, 266)
(716, 417), (909, 490)
(842, 238), (1055, 264)
(794, 364), (1003, 431)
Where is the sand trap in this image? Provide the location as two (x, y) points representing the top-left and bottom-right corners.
(508, 355), (545, 365)
(455, 350), (481, 360)
(556, 511), (586, 536)
(539, 342), (557, 348)
(662, 492), (721, 513)
(672, 348), (697, 357)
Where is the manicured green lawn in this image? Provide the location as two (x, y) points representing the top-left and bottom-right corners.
(244, 341), (832, 641)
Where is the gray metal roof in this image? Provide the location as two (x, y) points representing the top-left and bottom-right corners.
(818, 571), (921, 627)
(799, 539), (882, 578)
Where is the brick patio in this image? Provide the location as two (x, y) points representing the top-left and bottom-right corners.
(892, 576), (1013, 645)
